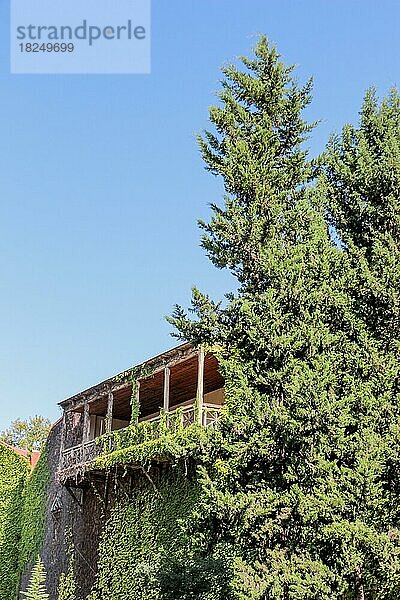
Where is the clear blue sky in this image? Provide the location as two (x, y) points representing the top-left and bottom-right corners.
(0, 0), (399, 429)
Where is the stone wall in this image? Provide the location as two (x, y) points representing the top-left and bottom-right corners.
(26, 420), (104, 600)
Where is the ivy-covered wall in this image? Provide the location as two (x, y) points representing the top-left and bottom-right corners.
(87, 466), (199, 600)
(0, 442), (50, 600)
(18, 449), (50, 576)
(31, 412), (219, 600)
(34, 419), (105, 600)
(0, 443), (28, 600)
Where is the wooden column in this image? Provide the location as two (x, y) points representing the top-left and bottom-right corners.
(163, 366), (170, 412)
(106, 391), (114, 434)
(197, 347), (205, 424)
(59, 411), (67, 464)
(82, 398), (90, 444)
(133, 380), (140, 424)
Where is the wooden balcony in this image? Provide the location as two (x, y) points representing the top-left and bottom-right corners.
(57, 345), (224, 485)
(58, 401), (221, 480)
(61, 439), (101, 472)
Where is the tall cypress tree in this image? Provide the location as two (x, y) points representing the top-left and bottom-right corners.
(169, 39), (400, 599)
(323, 88), (400, 344)
(321, 88), (400, 598)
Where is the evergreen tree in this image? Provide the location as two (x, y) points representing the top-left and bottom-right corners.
(21, 556), (49, 600)
(323, 87), (400, 345)
(321, 87), (400, 597)
(169, 38), (400, 599)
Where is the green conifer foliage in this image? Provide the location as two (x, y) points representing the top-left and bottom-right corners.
(323, 88), (400, 344)
(169, 38), (400, 598)
(21, 556), (49, 600)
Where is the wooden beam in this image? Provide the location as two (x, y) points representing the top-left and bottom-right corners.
(163, 366), (170, 412)
(83, 398), (90, 444)
(106, 391), (114, 434)
(197, 347), (205, 424)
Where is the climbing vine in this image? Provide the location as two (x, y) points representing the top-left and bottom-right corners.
(0, 444), (29, 600)
(117, 363), (154, 426)
(57, 533), (76, 600)
(93, 415), (219, 471)
(87, 466), (199, 600)
(18, 450), (50, 579)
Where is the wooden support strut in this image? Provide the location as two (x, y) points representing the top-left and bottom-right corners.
(106, 390), (114, 434)
(163, 366), (170, 412)
(197, 347), (205, 424)
(65, 483), (84, 507)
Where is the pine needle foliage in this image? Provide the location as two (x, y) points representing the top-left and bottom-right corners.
(21, 556), (49, 600)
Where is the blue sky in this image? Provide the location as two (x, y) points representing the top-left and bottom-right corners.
(0, 0), (399, 429)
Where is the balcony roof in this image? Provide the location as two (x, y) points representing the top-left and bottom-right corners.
(58, 342), (194, 411)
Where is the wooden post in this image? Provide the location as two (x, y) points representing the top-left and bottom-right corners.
(106, 391), (114, 434)
(133, 380), (140, 424)
(163, 366), (170, 412)
(59, 412), (67, 466)
(197, 347), (205, 424)
(83, 398), (90, 445)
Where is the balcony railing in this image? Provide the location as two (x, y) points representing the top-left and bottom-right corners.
(142, 403), (221, 428)
(61, 439), (102, 472)
(59, 402), (221, 476)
